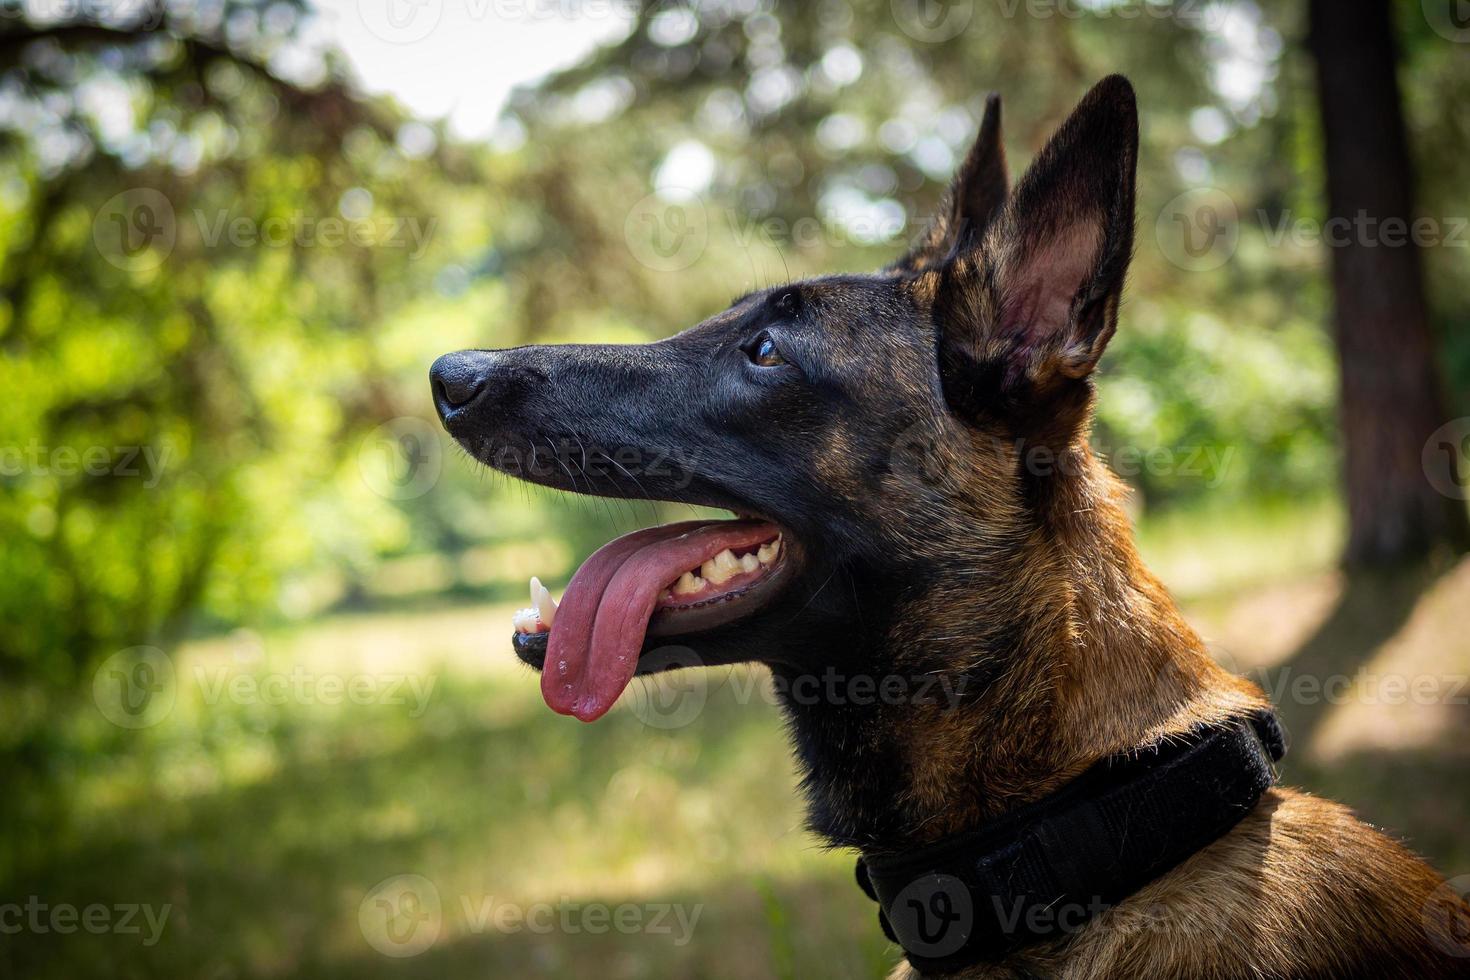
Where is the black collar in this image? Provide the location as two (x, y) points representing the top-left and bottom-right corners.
(854, 710), (1286, 975)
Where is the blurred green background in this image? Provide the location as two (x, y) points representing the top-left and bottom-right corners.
(2, 0), (1469, 976)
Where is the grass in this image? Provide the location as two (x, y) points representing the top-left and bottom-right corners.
(6, 497), (1468, 977)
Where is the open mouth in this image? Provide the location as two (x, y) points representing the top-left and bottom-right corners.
(510, 518), (792, 722)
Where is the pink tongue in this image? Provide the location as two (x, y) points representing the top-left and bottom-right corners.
(542, 520), (779, 722)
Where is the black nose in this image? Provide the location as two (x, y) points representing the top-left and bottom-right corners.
(430, 350), (495, 416)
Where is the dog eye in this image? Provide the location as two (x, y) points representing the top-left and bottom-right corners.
(749, 333), (785, 368)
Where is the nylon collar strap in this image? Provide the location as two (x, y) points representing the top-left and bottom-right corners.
(855, 710), (1286, 975)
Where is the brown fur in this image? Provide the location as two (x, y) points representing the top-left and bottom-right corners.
(876, 434), (1469, 976)
(872, 79), (1470, 978)
(434, 75), (1470, 978)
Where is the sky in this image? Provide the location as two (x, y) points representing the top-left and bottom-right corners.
(311, 0), (637, 140)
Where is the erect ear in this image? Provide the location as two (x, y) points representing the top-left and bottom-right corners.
(888, 94), (1008, 274)
(935, 75), (1138, 408)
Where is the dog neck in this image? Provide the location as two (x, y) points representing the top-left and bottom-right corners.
(776, 447), (1265, 855)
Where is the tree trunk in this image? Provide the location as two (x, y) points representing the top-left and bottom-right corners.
(1308, 0), (1470, 566)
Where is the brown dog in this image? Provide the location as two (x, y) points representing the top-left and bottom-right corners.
(432, 75), (1470, 977)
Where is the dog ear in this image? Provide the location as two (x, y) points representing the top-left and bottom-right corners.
(888, 94), (1008, 274)
(935, 75), (1138, 408)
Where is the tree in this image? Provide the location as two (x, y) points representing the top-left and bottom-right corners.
(0, 2), (473, 688)
(1308, 0), (1470, 565)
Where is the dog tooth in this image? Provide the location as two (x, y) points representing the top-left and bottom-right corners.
(531, 576), (558, 629)
(704, 549), (740, 584)
(740, 553), (760, 573)
(673, 571), (703, 595)
(512, 607), (540, 634)
(757, 538), (781, 564)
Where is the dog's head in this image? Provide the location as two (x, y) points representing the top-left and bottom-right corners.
(431, 76), (1138, 721)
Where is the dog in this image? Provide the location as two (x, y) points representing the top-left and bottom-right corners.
(431, 76), (1470, 978)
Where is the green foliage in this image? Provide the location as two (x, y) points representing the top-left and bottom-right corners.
(0, 3), (485, 690)
(2, 3), (1469, 974)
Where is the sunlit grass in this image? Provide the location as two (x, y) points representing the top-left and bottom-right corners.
(12, 497), (1470, 978)
(1136, 494), (1344, 601)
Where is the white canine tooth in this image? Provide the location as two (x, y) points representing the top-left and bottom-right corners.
(703, 549), (740, 584)
(673, 571), (703, 595)
(757, 538), (781, 564)
(531, 576), (558, 629)
(512, 607), (540, 634)
(740, 553), (760, 573)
